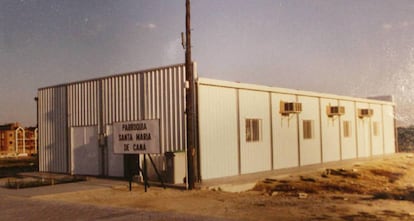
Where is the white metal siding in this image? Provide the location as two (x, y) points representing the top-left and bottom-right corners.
(383, 105), (395, 154)
(38, 86), (68, 173)
(320, 98), (340, 162)
(340, 100), (357, 160)
(298, 96), (321, 166)
(239, 90), (271, 174)
(370, 104), (384, 156)
(198, 85), (239, 179)
(197, 78), (395, 181)
(272, 93), (299, 169)
(356, 103), (371, 158)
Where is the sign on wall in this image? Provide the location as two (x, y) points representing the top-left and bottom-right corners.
(113, 119), (160, 154)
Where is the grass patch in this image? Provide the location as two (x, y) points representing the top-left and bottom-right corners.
(5, 175), (86, 189)
(369, 169), (403, 183)
(319, 182), (364, 194)
(0, 156), (37, 168)
(0, 156), (38, 178)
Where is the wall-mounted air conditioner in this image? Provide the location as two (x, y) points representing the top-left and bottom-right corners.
(358, 108), (373, 118)
(280, 101), (302, 116)
(327, 106), (345, 117)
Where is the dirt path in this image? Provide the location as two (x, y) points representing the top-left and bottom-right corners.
(35, 154), (414, 221)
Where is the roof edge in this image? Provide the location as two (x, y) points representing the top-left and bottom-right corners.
(38, 63), (187, 91)
(197, 77), (395, 106)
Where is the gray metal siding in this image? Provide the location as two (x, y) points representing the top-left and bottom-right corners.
(142, 66), (186, 152)
(68, 81), (99, 127)
(100, 65), (187, 153)
(102, 75), (143, 124)
(38, 64), (188, 174)
(38, 86), (68, 173)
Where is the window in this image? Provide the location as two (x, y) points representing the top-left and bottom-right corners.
(246, 119), (262, 142)
(303, 120), (314, 139)
(373, 121), (380, 136)
(343, 121), (352, 138)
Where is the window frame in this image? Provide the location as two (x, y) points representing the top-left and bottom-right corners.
(373, 121), (381, 136)
(245, 118), (262, 142)
(303, 120), (314, 140)
(343, 120), (352, 138)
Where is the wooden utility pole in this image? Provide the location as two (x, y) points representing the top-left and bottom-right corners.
(185, 0), (196, 190)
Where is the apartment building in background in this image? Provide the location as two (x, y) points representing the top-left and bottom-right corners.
(0, 123), (38, 157)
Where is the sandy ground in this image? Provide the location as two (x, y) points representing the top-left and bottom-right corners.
(35, 154), (414, 221)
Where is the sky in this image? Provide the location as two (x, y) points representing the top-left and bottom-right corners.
(1, 0), (414, 126)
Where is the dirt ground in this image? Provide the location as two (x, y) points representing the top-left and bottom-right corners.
(35, 154), (414, 221)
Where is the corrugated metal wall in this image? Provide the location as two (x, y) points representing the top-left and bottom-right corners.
(101, 66), (186, 153)
(38, 63), (189, 174)
(142, 67), (186, 153)
(68, 81), (100, 127)
(38, 86), (68, 173)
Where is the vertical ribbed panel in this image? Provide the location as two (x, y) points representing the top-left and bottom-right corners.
(101, 64), (186, 153)
(38, 86), (68, 173)
(142, 66), (186, 153)
(103, 74), (140, 124)
(102, 74), (143, 124)
(67, 81), (99, 127)
(38, 63), (188, 174)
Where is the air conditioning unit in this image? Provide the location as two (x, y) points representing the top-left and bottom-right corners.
(327, 106), (345, 117)
(280, 101), (302, 115)
(358, 108), (373, 118)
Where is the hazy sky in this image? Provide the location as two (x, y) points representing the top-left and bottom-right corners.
(1, 0), (414, 126)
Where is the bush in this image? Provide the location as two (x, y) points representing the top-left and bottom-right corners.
(398, 126), (414, 152)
